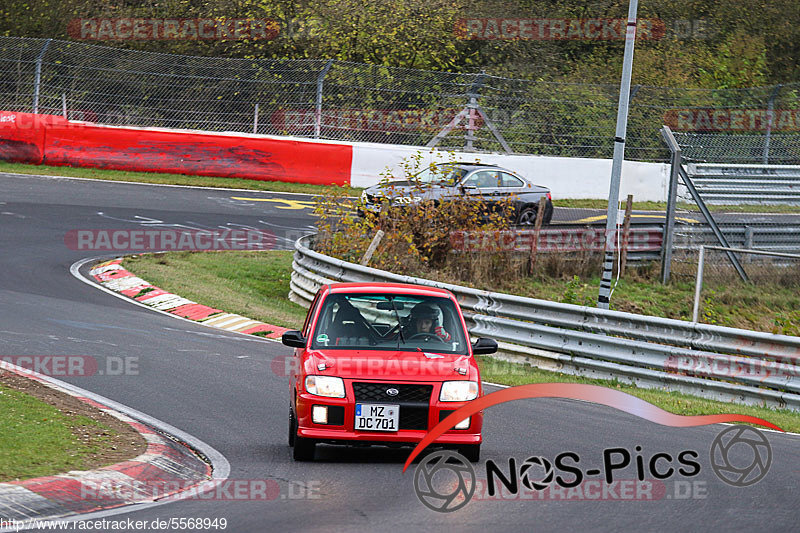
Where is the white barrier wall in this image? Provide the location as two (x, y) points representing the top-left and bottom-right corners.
(349, 142), (670, 201)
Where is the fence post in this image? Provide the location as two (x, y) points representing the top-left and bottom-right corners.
(620, 194), (633, 274)
(360, 230), (385, 266)
(744, 226), (754, 263)
(692, 246), (706, 322)
(763, 84), (783, 164)
(315, 59), (334, 139)
(529, 197), (547, 272)
(253, 103), (259, 134)
(32, 38), (52, 114)
(660, 126), (682, 284)
(61, 93), (67, 119)
(464, 71), (486, 152)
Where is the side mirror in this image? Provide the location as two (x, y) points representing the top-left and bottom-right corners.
(472, 337), (498, 355)
(282, 330), (307, 348)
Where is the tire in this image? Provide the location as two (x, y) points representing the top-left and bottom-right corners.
(288, 409), (297, 447)
(458, 444), (481, 463)
(293, 436), (316, 461)
(516, 206), (538, 225)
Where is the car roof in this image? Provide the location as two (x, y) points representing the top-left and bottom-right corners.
(439, 162), (503, 171)
(326, 282), (455, 299)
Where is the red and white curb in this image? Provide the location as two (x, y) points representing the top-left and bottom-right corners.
(89, 258), (290, 339)
(0, 363), (226, 528)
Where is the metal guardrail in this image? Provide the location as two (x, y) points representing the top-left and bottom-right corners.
(674, 224), (800, 254)
(686, 163), (800, 204)
(290, 234), (800, 411)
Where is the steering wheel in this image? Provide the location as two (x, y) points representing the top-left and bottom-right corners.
(406, 332), (448, 344)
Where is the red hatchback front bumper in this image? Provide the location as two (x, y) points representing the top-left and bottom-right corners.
(294, 379), (482, 446)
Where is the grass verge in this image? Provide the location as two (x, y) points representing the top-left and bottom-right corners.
(553, 198), (800, 214)
(502, 270), (800, 335)
(118, 250), (800, 431)
(476, 356), (800, 433)
(0, 161), (361, 196)
(0, 374), (146, 481)
(123, 251), (308, 328)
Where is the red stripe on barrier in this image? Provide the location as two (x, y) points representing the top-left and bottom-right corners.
(126, 421), (157, 435)
(170, 304), (223, 320)
(95, 269), (133, 282)
(17, 476), (134, 511)
(42, 121), (353, 185)
(121, 284), (154, 297)
(240, 323), (290, 338)
(75, 397), (109, 410)
(135, 288), (170, 301)
(0, 112), (68, 164)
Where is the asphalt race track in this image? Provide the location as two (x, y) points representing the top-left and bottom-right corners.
(1, 172), (799, 532)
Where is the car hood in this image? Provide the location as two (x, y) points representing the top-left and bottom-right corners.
(307, 349), (475, 382)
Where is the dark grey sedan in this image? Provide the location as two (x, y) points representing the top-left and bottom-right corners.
(359, 163), (553, 225)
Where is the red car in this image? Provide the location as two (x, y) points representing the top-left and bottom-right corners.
(282, 282), (497, 462)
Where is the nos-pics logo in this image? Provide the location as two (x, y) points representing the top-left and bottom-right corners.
(413, 425), (773, 513)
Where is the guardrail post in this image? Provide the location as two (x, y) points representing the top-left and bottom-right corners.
(32, 38), (52, 114)
(660, 126), (681, 284)
(314, 59), (334, 139)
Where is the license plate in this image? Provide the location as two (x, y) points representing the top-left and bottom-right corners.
(355, 403), (399, 432)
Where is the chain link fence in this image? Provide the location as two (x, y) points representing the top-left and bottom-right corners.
(688, 247), (800, 334)
(660, 126), (800, 333)
(2, 35), (799, 162)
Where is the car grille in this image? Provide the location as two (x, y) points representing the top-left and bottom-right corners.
(353, 382), (433, 431)
(353, 382), (432, 403)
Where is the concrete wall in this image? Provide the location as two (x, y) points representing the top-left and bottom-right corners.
(350, 142), (670, 201)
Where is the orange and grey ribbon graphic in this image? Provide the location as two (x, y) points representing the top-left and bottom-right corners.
(403, 383), (784, 472)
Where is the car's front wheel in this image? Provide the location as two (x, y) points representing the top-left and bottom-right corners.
(458, 444), (481, 463)
(293, 435), (316, 461)
(516, 206), (538, 225)
(288, 408), (297, 447)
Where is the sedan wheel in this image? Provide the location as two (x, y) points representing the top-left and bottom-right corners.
(516, 206), (538, 225)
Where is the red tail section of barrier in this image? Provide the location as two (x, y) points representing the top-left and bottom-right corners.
(0, 112), (68, 164)
(1, 111), (353, 186)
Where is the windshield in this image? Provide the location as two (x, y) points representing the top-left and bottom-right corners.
(310, 293), (468, 354)
(411, 164), (467, 185)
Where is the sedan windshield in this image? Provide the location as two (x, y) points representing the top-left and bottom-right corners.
(310, 293), (468, 354)
(412, 164), (467, 185)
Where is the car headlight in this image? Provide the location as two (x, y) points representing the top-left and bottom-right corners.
(439, 381), (479, 402)
(305, 376), (345, 398)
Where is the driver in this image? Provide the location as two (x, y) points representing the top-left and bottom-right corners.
(403, 303), (451, 342)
